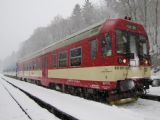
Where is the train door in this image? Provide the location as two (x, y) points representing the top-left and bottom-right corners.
(42, 55), (48, 85)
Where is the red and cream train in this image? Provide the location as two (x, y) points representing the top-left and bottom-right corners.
(4, 18), (159, 104)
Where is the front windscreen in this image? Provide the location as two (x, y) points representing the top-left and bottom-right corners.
(116, 29), (148, 58)
(138, 35), (148, 57)
(116, 30), (127, 54)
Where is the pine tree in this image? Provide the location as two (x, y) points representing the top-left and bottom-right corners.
(71, 4), (85, 32)
(82, 0), (96, 26)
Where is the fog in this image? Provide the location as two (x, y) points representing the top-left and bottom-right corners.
(0, 0), (159, 70)
(0, 0), (99, 60)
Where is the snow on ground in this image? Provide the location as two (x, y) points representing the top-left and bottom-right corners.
(0, 80), (29, 120)
(0, 75), (146, 120)
(151, 70), (160, 78)
(0, 78), (59, 120)
(1, 75), (160, 120)
(118, 99), (160, 120)
(149, 70), (160, 95)
(148, 87), (160, 96)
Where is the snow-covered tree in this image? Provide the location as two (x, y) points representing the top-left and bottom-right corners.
(82, 0), (97, 26)
(71, 4), (85, 32)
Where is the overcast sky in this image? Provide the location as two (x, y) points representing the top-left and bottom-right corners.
(0, 0), (100, 61)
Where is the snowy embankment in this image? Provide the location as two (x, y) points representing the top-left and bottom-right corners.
(0, 78), (59, 120)
(0, 75), (146, 120)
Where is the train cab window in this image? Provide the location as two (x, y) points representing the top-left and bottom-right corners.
(116, 30), (127, 54)
(53, 54), (57, 68)
(70, 47), (82, 66)
(90, 40), (98, 59)
(102, 33), (112, 56)
(58, 51), (68, 68)
(139, 35), (147, 57)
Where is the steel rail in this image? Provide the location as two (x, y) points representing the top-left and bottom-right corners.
(0, 79), (32, 120)
(2, 77), (78, 120)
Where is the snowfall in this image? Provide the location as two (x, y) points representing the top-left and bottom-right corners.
(0, 72), (160, 120)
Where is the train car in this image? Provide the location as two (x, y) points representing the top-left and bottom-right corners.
(3, 69), (17, 78)
(3, 65), (17, 79)
(16, 18), (159, 104)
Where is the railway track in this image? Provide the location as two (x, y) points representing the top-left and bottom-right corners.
(1, 77), (78, 120)
(0, 80), (32, 120)
(141, 94), (160, 102)
(2, 76), (160, 120)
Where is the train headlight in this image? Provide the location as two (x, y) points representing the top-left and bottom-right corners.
(118, 58), (127, 64)
(144, 60), (148, 65)
(123, 58), (127, 64)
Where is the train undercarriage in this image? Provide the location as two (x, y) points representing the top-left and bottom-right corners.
(4, 74), (160, 104)
(23, 77), (156, 104)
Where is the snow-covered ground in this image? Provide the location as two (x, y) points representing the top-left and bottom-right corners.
(1, 75), (160, 120)
(151, 69), (160, 78)
(149, 87), (160, 96)
(119, 99), (160, 120)
(150, 70), (160, 95)
(0, 80), (29, 120)
(0, 78), (59, 120)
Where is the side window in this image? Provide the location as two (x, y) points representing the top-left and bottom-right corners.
(70, 47), (82, 66)
(90, 40), (98, 59)
(37, 59), (40, 69)
(39, 59), (42, 69)
(45, 58), (48, 68)
(32, 62), (35, 70)
(58, 51), (68, 68)
(53, 54), (57, 68)
(102, 33), (112, 56)
(34, 61), (37, 70)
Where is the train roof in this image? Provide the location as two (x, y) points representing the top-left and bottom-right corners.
(18, 18), (143, 63)
(19, 19), (106, 62)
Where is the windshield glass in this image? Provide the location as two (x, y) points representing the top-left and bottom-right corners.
(116, 30), (127, 54)
(138, 35), (148, 57)
(116, 29), (148, 57)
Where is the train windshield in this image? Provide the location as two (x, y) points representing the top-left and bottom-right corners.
(116, 30), (128, 54)
(138, 35), (148, 57)
(116, 29), (148, 57)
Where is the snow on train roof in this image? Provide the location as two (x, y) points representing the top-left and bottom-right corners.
(19, 19), (106, 62)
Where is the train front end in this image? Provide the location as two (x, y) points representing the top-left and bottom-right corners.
(103, 18), (159, 104)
